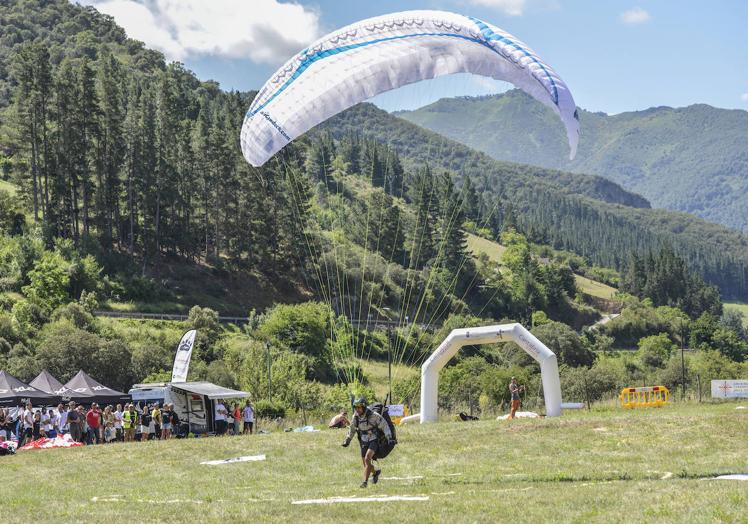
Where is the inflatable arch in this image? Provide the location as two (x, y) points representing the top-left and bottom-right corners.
(420, 323), (562, 423)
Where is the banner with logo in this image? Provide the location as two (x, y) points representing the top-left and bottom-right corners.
(711, 380), (748, 399)
(171, 329), (197, 383)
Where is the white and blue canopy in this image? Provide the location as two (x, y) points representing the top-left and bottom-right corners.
(241, 10), (580, 167)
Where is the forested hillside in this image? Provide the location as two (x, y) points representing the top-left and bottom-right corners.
(399, 90), (748, 232)
(323, 103), (748, 300)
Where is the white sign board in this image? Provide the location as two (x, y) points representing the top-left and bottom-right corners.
(129, 386), (167, 402)
(387, 404), (404, 417)
(711, 380), (748, 399)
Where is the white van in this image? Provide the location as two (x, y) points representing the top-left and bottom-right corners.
(128, 381), (249, 435)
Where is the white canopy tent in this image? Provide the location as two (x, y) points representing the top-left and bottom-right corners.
(420, 323), (562, 423)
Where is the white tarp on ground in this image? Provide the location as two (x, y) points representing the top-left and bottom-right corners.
(497, 411), (540, 420)
(712, 474), (748, 481)
(292, 495), (429, 505)
(200, 454), (266, 466)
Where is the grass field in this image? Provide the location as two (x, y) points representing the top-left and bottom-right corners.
(466, 232), (506, 263)
(724, 302), (748, 328)
(0, 178), (18, 195)
(360, 358), (419, 398)
(575, 274), (618, 300)
(4, 403), (747, 522)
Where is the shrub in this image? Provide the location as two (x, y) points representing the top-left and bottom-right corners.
(532, 321), (595, 367)
(637, 333), (676, 370)
(562, 364), (620, 403)
(257, 302), (338, 381)
(254, 399), (286, 419)
(22, 252), (70, 311)
(52, 302), (96, 331)
(601, 298), (671, 348)
(392, 375), (420, 407)
(11, 299), (48, 335)
(258, 302), (331, 360)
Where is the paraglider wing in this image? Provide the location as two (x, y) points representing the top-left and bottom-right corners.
(240, 10), (580, 167)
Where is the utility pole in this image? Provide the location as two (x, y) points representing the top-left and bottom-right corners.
(265, 341), (272, 400)
(383, 307), (393, 405)
(387, 325), (392, 405)
(680, 322), (687, 401)
(681, 346), (686, 401)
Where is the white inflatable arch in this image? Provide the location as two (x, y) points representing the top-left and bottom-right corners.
(420, 323), (562, 423)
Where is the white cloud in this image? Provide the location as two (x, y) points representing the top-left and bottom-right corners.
(75, 0), (322, 64)
(741, 92), (748, 102)
(620, 7), (651, 25)
(468, 0), (527, 17)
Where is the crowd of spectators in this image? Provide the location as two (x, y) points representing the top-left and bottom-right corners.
(212, 399), (254, 436)
(0, 401), (183, 445)
(0, 398), (256, 445)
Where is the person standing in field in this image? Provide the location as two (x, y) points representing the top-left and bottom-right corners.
(32, 410), (41, 440)
(103, 406), (115, 443)
(232, 403), (241, 435)
(214, 399), (228, 435)
(151, 403), (162, 439)
(77, 406), (87, 441)
(114, 404), (124, 442)
(43, 409), (56, 438)
(161, 404), (172, 440)
(57, 403), (67, 436)
(0, 408), (7, 440)
(509, 377), (525, 419)
(242, 400), (254, 435)
(67, 403), (82, 443)
(169, 404), (181, 438)
(22, 403), (34, 445)
(123, 404), (137, 442)
(86, 403), (102, 444)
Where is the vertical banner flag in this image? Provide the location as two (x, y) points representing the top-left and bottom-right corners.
(172, 329), (197, 383)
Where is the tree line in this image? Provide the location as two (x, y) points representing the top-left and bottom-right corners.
(7, 42), (309, 278)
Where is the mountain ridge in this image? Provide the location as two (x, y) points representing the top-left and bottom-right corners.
(399, 90), (748, 232)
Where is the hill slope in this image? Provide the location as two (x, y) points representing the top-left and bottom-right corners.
(322, 103), (748, 300)
(399, 90), (748, 232)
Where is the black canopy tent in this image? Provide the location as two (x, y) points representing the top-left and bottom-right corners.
(62, 370), (130, 406)
(0, 370), (57, 407)
(29, 370), (67, 397)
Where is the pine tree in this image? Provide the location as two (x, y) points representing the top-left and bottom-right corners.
(384, 149), (404, 197)
(96, 52), (125, 248)
(10, 43), (53, 222)
(76, 58), (100, 239)
(460, 176), (480, 222)
(122, 78), (142, 255)
(437, 172), (469, 275)
(407, 166), (438, 269)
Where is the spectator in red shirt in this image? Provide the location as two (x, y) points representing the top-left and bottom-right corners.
(86, 403), (102, 445)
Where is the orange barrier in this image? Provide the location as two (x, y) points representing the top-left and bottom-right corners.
(619, 386), (670, 409)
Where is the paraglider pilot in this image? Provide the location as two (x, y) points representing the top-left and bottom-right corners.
(342, 398), (394, 488)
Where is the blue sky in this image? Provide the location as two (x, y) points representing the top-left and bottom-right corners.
(78, 0), (748, 114)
